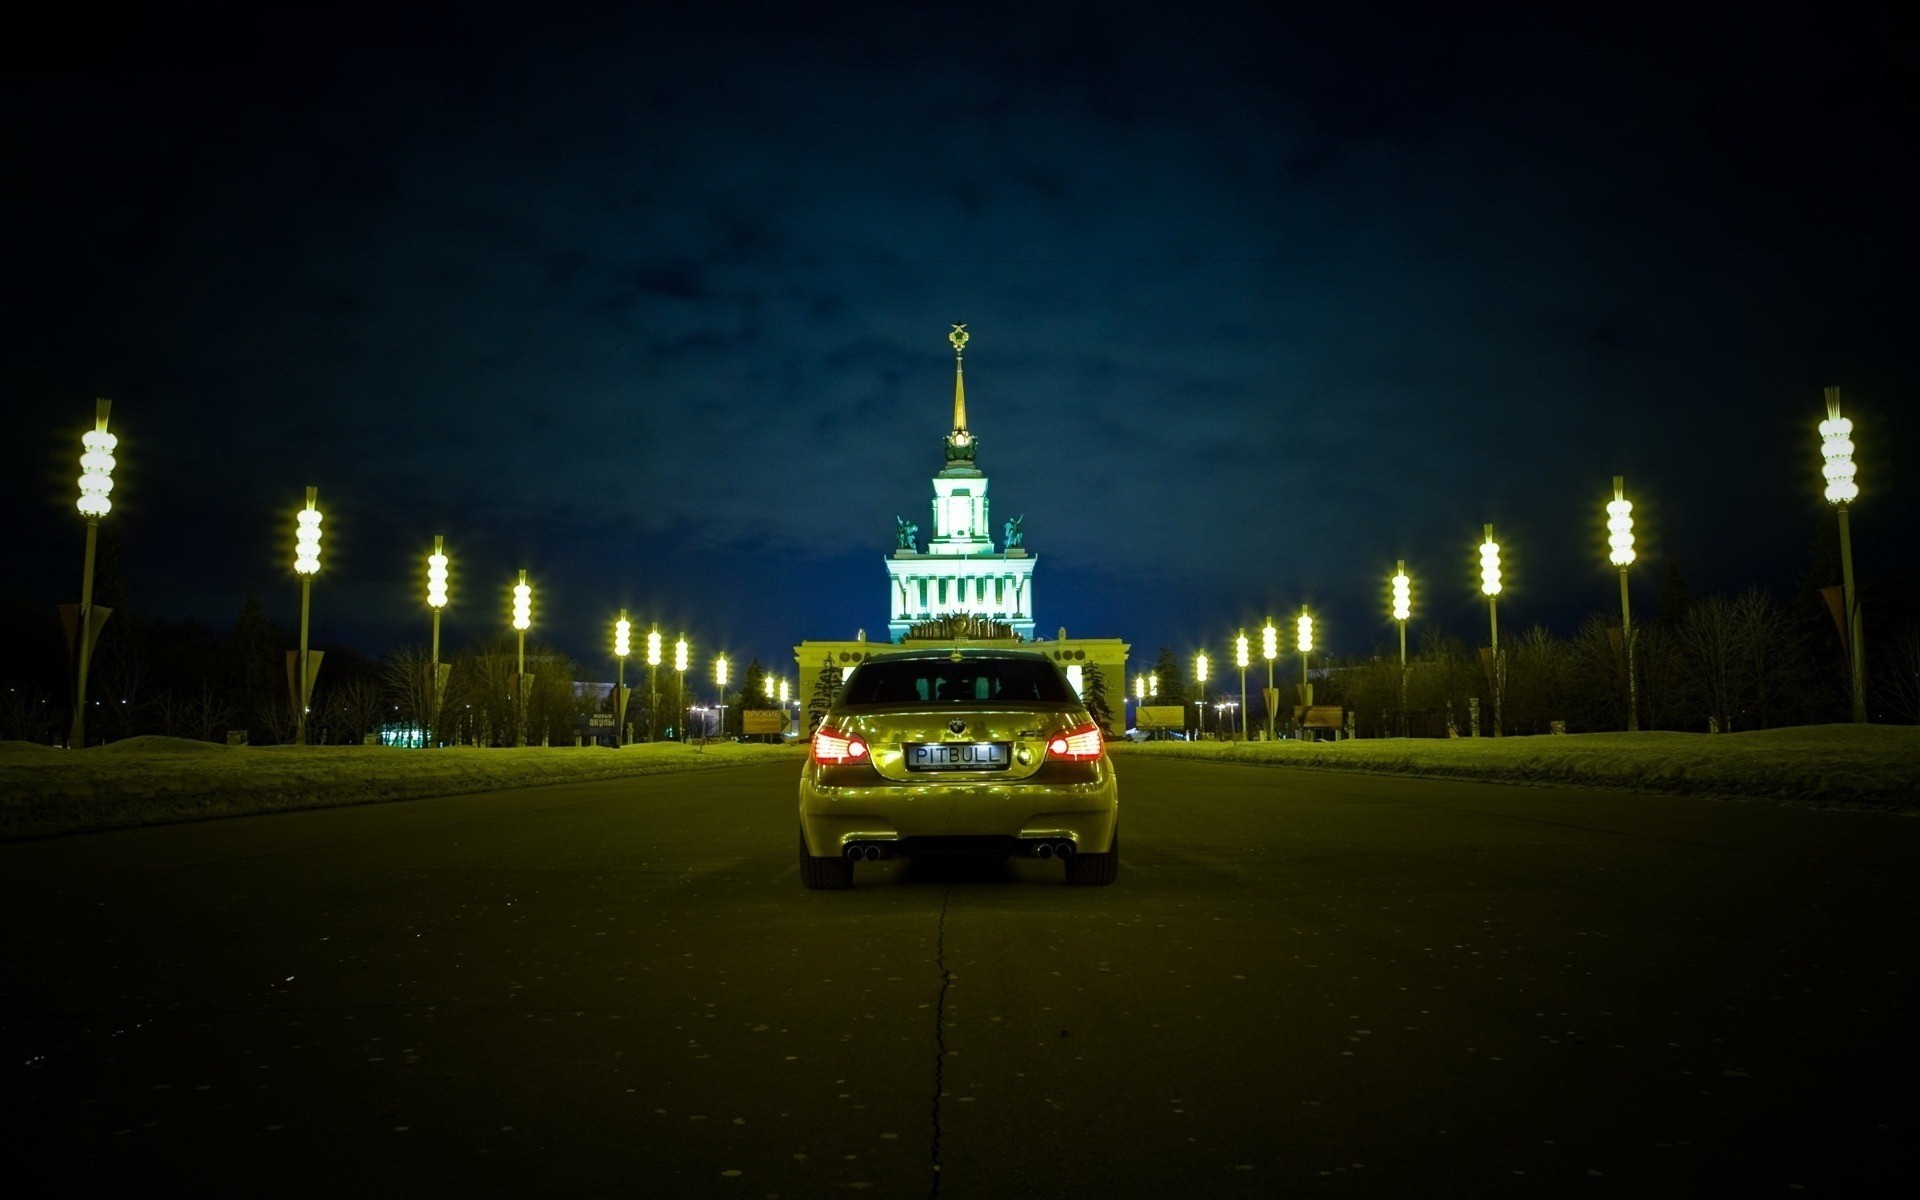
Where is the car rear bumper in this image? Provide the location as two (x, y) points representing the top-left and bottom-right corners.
(798, 767), (1118, 858)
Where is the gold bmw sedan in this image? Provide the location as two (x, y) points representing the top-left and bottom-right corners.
(798, 647), (1120, 889)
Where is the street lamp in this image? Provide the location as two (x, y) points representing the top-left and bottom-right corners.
(425, 536), (449, 747)
(715, 653), (730, 740)
(70, 399), (117, 747)
(613, 611), (632, 747)
(1480, 525), (1502, 738)
(1194, 651), (1209, 740)
(1607, 479), (1639, 732)
(646, 628), (662, 741)
(1296, 607), (1314, 737)
(1821, 388), (1867, 723)
(1134, 673), (1147, 735)
(1234, 629), (1249, 742)
(293, 488), (323, 745)
(1261, 620), (1278, 741)
(1391, 562), (1411, 733)
(673, 633), (689, 741)
(779, 677), (793, 735)
(511, 570), (532, 747)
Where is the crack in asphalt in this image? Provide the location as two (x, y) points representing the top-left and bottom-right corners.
(929, 884), (953, 1199)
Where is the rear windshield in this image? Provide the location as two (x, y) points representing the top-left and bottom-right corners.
(839, 658), (1075, 706)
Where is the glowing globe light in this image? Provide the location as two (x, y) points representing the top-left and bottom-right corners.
(1195, 652), (1209, 684)
(647, 628), (662, 668)
(427, 549), (449, 609)
(778, 679), (789, 704)
(511, 577), (532, 631)
(715, 654), (730, 689)
(1607, 487), (1636, 567)
(1235, 631), (1249, 670)
(674, 635), (688, 673)
(614, 616), (631, 658)
(1391, 568), (1411, 621)
(1261, 622), (1277, 662)
(1135, 674), (1147, 701)
(1296, 609), (1314, 655)
(77, 428), (118, 517)
(1479, 535), (1502, 596)
(294, 501), (323, 576)
(764, 675), (776, 700)
(1820, 405), (1858, 505)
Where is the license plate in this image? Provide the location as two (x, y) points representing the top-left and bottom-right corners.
(904, 741), (1010, 771)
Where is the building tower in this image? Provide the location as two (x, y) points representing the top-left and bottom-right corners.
(884, 325), (1037, 640)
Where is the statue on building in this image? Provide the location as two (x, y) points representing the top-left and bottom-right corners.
(1004, 514), (1024, 548)
(895, 515), (919, 550)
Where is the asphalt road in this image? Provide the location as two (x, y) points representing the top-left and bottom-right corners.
(3, 757), (1916, 1198)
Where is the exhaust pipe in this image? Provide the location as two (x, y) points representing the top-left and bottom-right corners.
(1035, 843), (1054, 860)
(845, 842), (888, 861)
(1054, 841), (1074, 858)
(864, 845), (882, 861)
(845, 844), (864, 861)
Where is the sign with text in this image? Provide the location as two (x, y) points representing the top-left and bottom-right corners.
(742, 709), (787, 735)
(1137, 704), (1185, 728)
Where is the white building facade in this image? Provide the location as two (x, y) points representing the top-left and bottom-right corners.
(884, 325), (1036, 641)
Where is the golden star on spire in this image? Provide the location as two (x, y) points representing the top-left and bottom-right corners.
(949, 324), (968, 355)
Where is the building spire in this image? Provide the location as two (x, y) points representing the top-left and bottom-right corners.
(943, 324), (978, 466)
(949, 324), (969, 431)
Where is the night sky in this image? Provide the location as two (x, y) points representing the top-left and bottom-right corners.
(7, 2), (1915, 681)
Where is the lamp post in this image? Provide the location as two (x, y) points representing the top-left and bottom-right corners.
(1606, 479), (1639, 732)
(69, 399), (117, 748)
(1194, 652), (1209, 740)
(1480, 525), (1502, 738)
(613, 611), (632, 747)
(779, 677), (793, 737)
(511, 570), (532, 747)
(1821, 388), (1867, 723)
(673, 633), (689, 741)
(293, 488), (323, 745)
(646, 628), (662, 742)
(426, 537), (449, 747)
(1134, 673), (1147, 735)
(1261, 620), (1278, 741)
(1234, 629), (1249, 742)
(1296, 607), (1314, 738)
(714, 653), (730, 740)
(1391, 562), (1411, 735)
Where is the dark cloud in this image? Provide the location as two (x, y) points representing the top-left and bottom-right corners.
(5, 1), (1914, 674)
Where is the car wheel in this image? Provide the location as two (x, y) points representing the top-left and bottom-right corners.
(799, 827), (853, 890)
(1065, 827), (1119, 886)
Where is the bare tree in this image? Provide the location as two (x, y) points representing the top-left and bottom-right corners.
(190, 684), (235, 743)
(380, 645), (439, 745)
(0, 683), (59, 743)
(1878, 626), (1920, 725)
(322, 676), (385, 745)
(1505, 625), (1570, 735)
(1678, 595), (1742, 732)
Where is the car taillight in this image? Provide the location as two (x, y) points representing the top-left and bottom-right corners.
(1045, 721), (1103, 763)
(812, 726), (871, 766)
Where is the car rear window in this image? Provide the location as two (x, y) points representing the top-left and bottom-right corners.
(840, 658), (1074, 706)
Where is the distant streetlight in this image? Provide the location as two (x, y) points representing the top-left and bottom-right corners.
(1296, 607), (1314, 735)
(646, 628), (662, 742)
(674, 633), (689, 741)
(1194, 651), (1209, 739)
(426, 536), (449, 747)
(1391, 562), (1411, 732)
(1234, 629), (1249, 743)
(69, 399), (117, 748)
(1134, 673), (1147, 734)
(715, 653), (730, 739)
(293, 488), (323, 746)
(1821, 388), (1866, 723)
(1261, 620), (1278, 741)
(511, 570), (532, 747)
(1480, 525), (1502, 738)
(613, 611), (632, 747)
(1607, 479), (1639, 732)
(779, 677), (793, 734)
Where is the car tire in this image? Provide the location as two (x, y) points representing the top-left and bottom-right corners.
(1065, 827), (1119, 886)
(799, 827), (853, 890)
